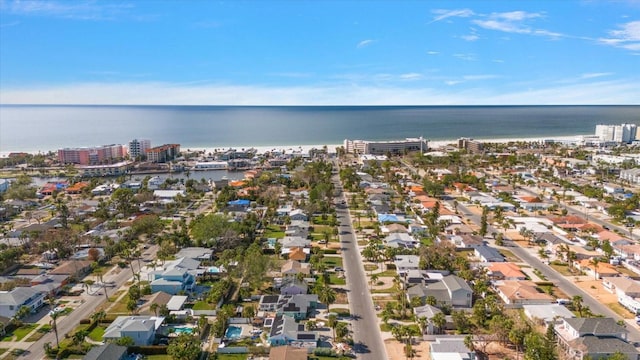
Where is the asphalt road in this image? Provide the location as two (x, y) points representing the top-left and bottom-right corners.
(454, 201), (640, 343)
(27, 245), (158, 359)
(332, 172), (387, 359)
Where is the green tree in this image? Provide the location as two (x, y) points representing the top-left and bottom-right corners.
(166, 333), (202, 360)
(115, 336), (135, 346)
(572, 295), (584, 317)
(431, 312), (446, 334)
(327, 314), (338, 341)
(524, 331), (557, 360)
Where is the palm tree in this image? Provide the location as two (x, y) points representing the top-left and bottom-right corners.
(50, 311), (60, 348)
(432, 312), (446, 334)
(318, 285), (337, 308)
(150, 303), (159, 317)
(572, 295), (584, 317)
(90, 310), (106, 325)
(327, 314), (338, 341)
(590, 257), (601, 280)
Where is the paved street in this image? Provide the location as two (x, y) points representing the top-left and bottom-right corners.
(24, 245), (158, 359)
(454, 201), (640, 343)
(332, 172), (387, 359)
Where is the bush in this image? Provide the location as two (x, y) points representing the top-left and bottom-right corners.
(314, 348), (338, 357)
(79, 318), (91, 324)
(324, 249), (338, 254)
(128, 345), (168, 355)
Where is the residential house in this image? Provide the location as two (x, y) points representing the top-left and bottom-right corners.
(268, 314), (317, 349)
(603, 277), (640, 314)
(487, 263), (526, 281)
(430, 337), (476, 360)
(279, 236), (311, 249)
(149, 257), (200, 295)
(383, 223), (408, 234)
(573, 259), (619, 280)
(495, 280), (555, 305)
(394, 255), (421, 273)
(30, 274), (68, 296)
(280, 278), (308, 296)
(84, 343), (128, 360)
(555, 317), (636, 360)
(281, 260), (311, 277)
(289, 209), (308, 221)
(523, 304), (575, 326)
(259, 294), (318, 320)
(474, 245), (505, 263)
(407, 275), (472, 308)
(0, 287), (46, 319)
(383, 233), (419, 249)
(287, 247), (307, 262)
(614, 244), (640, 261)
(175, 247), (213, 261)
(448, 234), (485, 249)
(413, 305), (444, 335)
(103, 316), (165, 346)
(49, 260), (93, 279)
(153, 190), (186, 202)
(139, 292), (172, 316)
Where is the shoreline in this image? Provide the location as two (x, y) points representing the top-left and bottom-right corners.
(0, 134), (584, 158)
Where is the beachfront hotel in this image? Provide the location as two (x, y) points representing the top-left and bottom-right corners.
(343, 137), (428, 155)
(57, 144), (126, 165)
(146, 144), (180, 163)
(595, 123), (638, 144)
(128, 139), (151, 160)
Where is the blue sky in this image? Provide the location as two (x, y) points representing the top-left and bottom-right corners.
(1, 0), (639, 105)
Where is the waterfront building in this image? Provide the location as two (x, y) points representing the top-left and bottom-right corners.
(146, 144), (180, 163)
(595, 124), (638, 144)
(58, 144), (126, 165)
(193, 161), (228, 170)
(343, 137), (428, 155)
(77, 161), (132, 177)
(128, 139), (151, 160)
(458, 137), (485, 154)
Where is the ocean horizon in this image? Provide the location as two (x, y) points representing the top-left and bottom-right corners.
(1, 105), (639, 155)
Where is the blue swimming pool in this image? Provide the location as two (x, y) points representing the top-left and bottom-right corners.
(208, 266), (221, 273)
(225, 325), (242, 339)
(173, 326), (195, 334)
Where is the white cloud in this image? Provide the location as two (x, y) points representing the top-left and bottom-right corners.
(430, 9), (475, 23)
(581, 72), (614, 79)
(427, 51), (440, 55)
(453, 53), (477, 61)
(400, 73), (423, 80)
(470, 10), (564, 39)
(460, 34), (479, 41)
(1, 0), (134, 20)
(1, 79), (639, 105)
(357, 39), (376, 48)
(600, 20), (640, 51)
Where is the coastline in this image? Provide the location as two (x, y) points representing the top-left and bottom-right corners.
(0, 135), (584, 158)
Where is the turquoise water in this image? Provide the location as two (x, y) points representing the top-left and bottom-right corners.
(267, 238), (276, 247)
(207, 266), (221, 273)
(225, 326), (242, 339)
(173, 326), (195, 334)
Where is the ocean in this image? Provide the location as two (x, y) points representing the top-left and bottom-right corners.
(1, 105), (639, 155)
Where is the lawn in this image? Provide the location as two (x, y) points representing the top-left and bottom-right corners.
(322, 256), (343, 268)
(13, 324), (37, 341)
(264, 225), (285, 239)
(88, 326), (105, 342)
(329, 274), (346, 285)
(549, 263), (574, 276)
(607, 302), (635, 319)
(214, 354), (248, 360)
(145, 356), (174, 360)
(25, 325), (50, 342)
(498, 248), (521, 262)
(193, 301), (216, 310)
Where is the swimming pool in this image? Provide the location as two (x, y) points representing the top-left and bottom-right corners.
(208, 266), (221, 273)
(225, 325), (243, 339)
(173, 326), (195, 335)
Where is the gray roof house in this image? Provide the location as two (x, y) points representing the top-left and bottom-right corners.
(175, 247), (213, 261)
(103, 316), (164, 346)
(0, 287), (46, 319)
(407, 275), (472, 308)
(83, 343), (128, 360)
(394, 255), (421, 272)
(268, 314), (318, 349)
(279, 236), (311, 249)
(384, 233), (419, 249)
(413, 305), (445, 335)
(474, 245), (505, 263)
(555, 317), (637, 360)
(430, 337), (476, 360)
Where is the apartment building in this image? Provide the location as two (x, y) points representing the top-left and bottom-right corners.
(343, 137), (428, 155)
(146, 144), (180, 163)
(57, 144), (126, 165)
(128, 139), (151, 160)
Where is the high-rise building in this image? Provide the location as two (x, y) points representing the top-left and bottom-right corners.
(128, 139), (151, 160)
(58, 144), (126, 165)
(146, 144), (180, 163)
(595, 124), (637, 144)
(343, 137), (428, 155)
